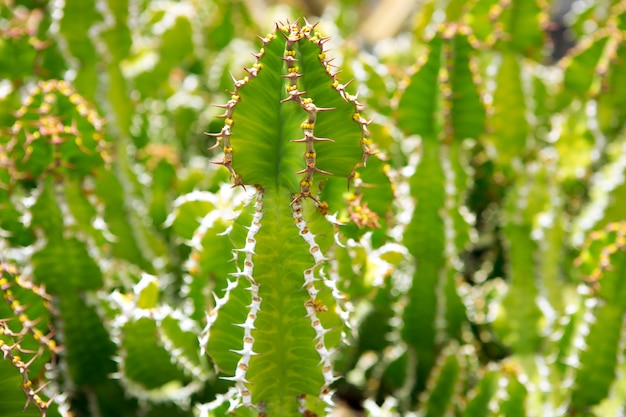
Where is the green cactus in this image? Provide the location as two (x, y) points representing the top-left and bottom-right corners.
(0, 262), (58, 417)
(3, 1), (626, 417)
(568, 222), (626, 413)
(396, 22), (484, 397)
(199, 20), (376, 415)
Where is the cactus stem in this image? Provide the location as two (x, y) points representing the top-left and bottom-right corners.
(280, 36), (337, 203)
(291, 199), (337, 394)
(221, 189), (265, 407)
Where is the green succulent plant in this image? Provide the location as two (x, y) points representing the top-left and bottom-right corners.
(2, 1), (626, 417)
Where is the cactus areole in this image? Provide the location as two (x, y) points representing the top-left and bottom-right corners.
(204, 20), (373, 415)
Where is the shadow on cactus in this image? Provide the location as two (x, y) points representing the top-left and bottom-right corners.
(198, 19), (381, 416)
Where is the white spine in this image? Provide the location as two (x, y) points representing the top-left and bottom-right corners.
(292, 199), (337, 398)
(223, 189), (264, 407)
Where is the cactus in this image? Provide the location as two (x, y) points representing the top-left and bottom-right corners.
(198, 20), (377, 415)
(0, 262), (58, 417)
(396, 22), (484, 397)
(2, 1), (626, 417)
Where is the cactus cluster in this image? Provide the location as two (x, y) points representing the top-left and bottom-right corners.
(1, 1), (626, 417)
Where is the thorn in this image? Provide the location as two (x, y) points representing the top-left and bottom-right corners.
(295, 167), (332, 175)
(291, 193), (320, 205)
(304, 19), (319, 32)
(33, 380), (51, 395)
(220, 375), (251, 384)
(233, 247), (256, 255)
(256, 34), (271, 45)
(281, 72), (303, 79)
(318, 36), (332, 45)
(244, 67), (258, 77)
(280, 90), (306, 103)
(207, 141), (221, 151)
(311, 106), (335, 112)
(313, 167), (333, 175)
(278, 28), (289, 40)
(281, 55), (298, 63)
(313, 136), (335, 142)
(232, 176), (247, 191)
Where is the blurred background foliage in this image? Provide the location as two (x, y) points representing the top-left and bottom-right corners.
(1, 0), (626, 416)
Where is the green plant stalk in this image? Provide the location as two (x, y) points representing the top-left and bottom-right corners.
(0, 263), (57, 416)
(569, 222), (626, 413)
(396, 24), (484, 400)
(203, 20), (373, 415)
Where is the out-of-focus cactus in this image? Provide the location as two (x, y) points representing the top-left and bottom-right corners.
(0, 262), (58, 417)
(395, 22), (484, 397)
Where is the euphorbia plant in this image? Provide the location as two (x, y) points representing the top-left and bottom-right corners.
(200, 19), (376, 415)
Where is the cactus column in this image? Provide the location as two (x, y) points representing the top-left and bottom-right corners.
(202, 21), (372, 416)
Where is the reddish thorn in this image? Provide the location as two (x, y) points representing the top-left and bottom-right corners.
(313, 136), (335, 142)
(295, 167), (333, 175)
(280, 90), (307, 103)
(23, 353), (40, 368)
(281, 73), (303, 79)
(313, 167), (333, 175)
